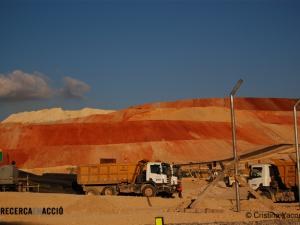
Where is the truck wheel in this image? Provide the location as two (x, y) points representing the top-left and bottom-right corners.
(103, 187), (115, 196)
(86, 190), (98, 195)
(142, 185), (156, 197)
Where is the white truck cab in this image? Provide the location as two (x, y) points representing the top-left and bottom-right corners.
(145, 162), (179, 185)
(146, 162), (168, 184)
(248, 163), (272, 190)
(247, 163), (295, 202)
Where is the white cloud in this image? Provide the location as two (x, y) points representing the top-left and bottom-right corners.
(0, 70), (91, 101)
(0, 70), (53, 100)
(61, 76), (91, 99)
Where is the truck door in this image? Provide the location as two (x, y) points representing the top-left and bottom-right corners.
(161, 163), (172, 184)
(248, 166), (264, 190)
(146, 163), (164, 184)
(170, 165), (179, 185)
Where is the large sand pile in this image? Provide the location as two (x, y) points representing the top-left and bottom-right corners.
(1, 107), (115, 124)
(0, 97), (298, 169)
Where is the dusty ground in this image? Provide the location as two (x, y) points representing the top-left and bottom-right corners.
(1, 179), (299, 225)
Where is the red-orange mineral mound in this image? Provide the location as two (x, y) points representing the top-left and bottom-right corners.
(0, 98), (298, 169)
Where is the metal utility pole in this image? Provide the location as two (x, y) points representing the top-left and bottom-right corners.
(293, 99), (300, 208)
(229, 79), (243, 212)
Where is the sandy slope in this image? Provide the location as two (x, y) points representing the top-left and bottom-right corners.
(1, 108), (115, 124)
(0, 97), (298, 169)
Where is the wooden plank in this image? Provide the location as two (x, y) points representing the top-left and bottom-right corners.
(236, 176), (275, 210)
(189, 172), (225, 209)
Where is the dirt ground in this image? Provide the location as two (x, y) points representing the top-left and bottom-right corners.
(1, 179), (300, 225)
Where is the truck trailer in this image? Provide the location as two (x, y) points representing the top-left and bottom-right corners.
(77, 160), (181, 197)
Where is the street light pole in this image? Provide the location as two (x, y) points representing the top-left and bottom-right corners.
(229, 79), (243, 212)
(293, 99), (300, 209)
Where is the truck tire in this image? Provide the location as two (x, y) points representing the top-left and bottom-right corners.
(103, 186), (115, 196)
(86, 189), (98, 195)
(142, 185), (156, 197)
(83, 186), (101, 195)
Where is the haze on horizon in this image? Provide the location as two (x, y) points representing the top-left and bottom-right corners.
(0, 0), (299, 120)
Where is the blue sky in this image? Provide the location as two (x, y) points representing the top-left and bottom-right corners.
(0, 0), (299, 119)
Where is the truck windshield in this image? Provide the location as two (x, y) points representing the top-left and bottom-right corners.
(150, 165), (161, 174)
(250, 167), (262, 178)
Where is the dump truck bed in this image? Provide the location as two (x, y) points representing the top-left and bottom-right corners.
(273, 160), (297, 188)
(77, 163), (139, 185)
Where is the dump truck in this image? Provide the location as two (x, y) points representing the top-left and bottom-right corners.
(77, 160), (181, 197)
(248, 162), (298, 202)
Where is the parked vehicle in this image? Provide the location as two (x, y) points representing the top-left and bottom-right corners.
(248, 162), (297, 202)
(0, 164), (37, 192)
(0, 165), (19, 191)
(77, 160), (181, 197)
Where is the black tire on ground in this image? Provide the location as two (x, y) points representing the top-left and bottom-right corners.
(142, 185), (156, 197)
(103, 186), (115, 196)
(168, 192), (174, 198)
(165, 192), (173, 198)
